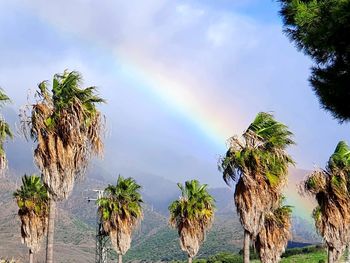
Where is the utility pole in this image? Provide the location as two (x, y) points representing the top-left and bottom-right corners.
(87, 189), (109, 263)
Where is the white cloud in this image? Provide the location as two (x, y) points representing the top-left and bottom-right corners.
(0, 0), (349, 185)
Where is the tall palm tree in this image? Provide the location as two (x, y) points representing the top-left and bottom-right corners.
(303, 141), (350, 263)
(255, 198), (292, 263)
(14, 174), (49, 263)
(0, 88), (13, 173)
(21, 70), (105, 263)
(219, 112), (295, 263)
(97, 176), (143, 263)
(169, 180), (215, 263)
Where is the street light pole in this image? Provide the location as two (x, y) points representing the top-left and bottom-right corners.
(87, 189), (108, 263)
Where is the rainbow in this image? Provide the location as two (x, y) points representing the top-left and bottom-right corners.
(109, 45), (246, 151)
(32, 13), (315, 223)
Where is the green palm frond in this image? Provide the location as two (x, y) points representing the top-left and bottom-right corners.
(328, 141), (350, 171)
(304, 140), (350, 250)
(97, 175), (143, 232)
(36, 70), (105, 128)
(0, 89), (13, 161)
(13, 174), (48, 216)
(219, 112), (295, 186)
(169, 180), (215, 230)
(0, 88), (11, 107)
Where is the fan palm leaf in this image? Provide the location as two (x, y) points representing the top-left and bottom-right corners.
(219, 112), (294, 263)
(0, 88), (12, 173)
(97, 176), (143, 260)
(13, 175), (48, 255)
(21, 70), (105, 200)
(255, 200), (292, 263)
(219, 112), (294, 236)
(302, 141), (350, 263)
(20, 70), (105, 263)
(169, 180), (215, 262)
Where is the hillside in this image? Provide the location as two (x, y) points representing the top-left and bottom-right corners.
(0, 168), (320, 262)
(0, 178), (96, 263)
(0, 109), (321, 261)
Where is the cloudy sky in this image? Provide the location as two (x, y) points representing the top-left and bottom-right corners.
(0, 0), (349, 187)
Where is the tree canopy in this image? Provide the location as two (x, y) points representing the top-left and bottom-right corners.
(169, 180), (215, 260)
(279, 0), (350, 121)
(13, 174), (49, 254)
(97, 176), (143, 257)
(21, 70), (105, 200)
(0, 88), (12, 172)
(220, 112), (295, 188)
(303, 141), (350, 262)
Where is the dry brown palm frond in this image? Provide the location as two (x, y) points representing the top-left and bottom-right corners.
(313, 201), (349, 262)
(109, 229), (132, 256)
(255, 206), (292, 263)
(169, 218), (209, 258)
(21, 90), (105, 200)
(18, 210), (48, 254)
(303, 167), (350, 262)
(179, 227), (201, 258)
(101, 211), (140, 255)
(235, 172), (280, 238)
(227, 136), (245, 152)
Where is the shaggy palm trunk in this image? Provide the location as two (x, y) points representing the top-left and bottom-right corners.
(29, 249), (34, 263)
(118, 254), (122, 263)
(328, 247), (334, 263)
(188, 256), (192, 263)
(243, 230), (250, 263)
(46, 199), (56, 263)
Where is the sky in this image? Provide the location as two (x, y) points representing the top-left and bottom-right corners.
(0, 0), (349, 187)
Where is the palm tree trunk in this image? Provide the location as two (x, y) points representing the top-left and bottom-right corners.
(46, 198), (56, 263)
(29, 249), (34, 263)
(118, 254), (122, 263)
(188, 256), (192, 263)
(328, 247), (334, 263)
(243, 230), (250, 263)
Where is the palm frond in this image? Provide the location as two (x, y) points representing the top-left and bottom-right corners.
(20, 70), (106, 200)
(169, 180), (215, 258)
(303, 140), (350, 262)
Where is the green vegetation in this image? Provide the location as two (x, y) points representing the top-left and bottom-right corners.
(97, 176), (143, 263)
(171, 246), (326, 263)
(0, 88), (12, 172)
(279, 0), (350, 121)
(303, 141), (350, 262)
(13, 175), (49, 263)
(220, 112), (295, 263)
(21, 70), (105, 263)
(169, 180), (215, 263)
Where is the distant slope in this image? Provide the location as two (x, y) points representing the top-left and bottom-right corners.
(0, 178), (95, 263)
(0, 107), (321, 262)
(0, 170), (320, 262)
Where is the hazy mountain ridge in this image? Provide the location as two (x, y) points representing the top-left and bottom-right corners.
(0, 168), (319, 262)
(0, 107), (320, 262)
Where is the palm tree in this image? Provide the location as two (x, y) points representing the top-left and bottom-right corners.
(303, 141), (350, 263)
(0, 88), (13, 173)
(14, 174), (49, 263)
(169, 180), (215, 263)
(21, 70), (105, 263)
(219, 112), (295, 263)
(97, 176), (143, 263)
(255, 198), (292, 263)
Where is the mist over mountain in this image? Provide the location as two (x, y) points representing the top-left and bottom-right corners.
(0, 106), (321, 262)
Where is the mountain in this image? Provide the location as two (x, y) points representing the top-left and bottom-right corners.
(0, 107), (320, 262)
(0, 178), (96, 263)
(0, 168), (319, 262)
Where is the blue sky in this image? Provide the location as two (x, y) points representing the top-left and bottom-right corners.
(0, 0), (349, 187)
